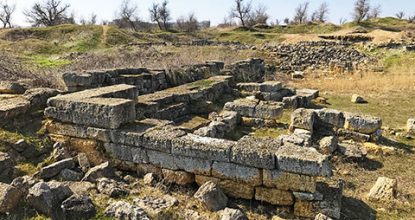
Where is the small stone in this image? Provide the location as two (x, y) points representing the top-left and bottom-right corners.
(407, 118), (415, 134)
(37, 158), (75, 179)
(219, 208), (248, 220)
(194, 181), (228, 211)
(368, 177), (397, 202)
(97, 178), (129, 198)
(0, 152), (14, 182)
(315, 213), (334, 220)
(319, 136), (338, 155)
(105, 201), (150, 220)
(58, 168), (83, 181)
(11, 175), (38, 195)
(0, 82), (26, 94)
(143, 173), (157, 186)
(82, 162), (116, 183)
(61, 194), (96, 220)
(77, 153), (91, 172)
(0, 183), (22, 213)
(351, 94), (366, 103)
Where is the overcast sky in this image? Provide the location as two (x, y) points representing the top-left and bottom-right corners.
(9, 0), (415, 27)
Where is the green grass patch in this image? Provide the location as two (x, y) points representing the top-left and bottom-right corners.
(31, 55), (71, 68)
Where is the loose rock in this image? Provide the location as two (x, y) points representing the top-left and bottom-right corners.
(82, 162), (115, 182)
(61, 194), (96, 220)
(219, 208), (248, 220)
(105, 201), (150, 220)
(97, 178), (129, 198)
(37, 158), (75, 179)
(0, 183), (22, 213)
(368, 177), (397, 202)
(194, 181), (228, 211)
(351, 94), (366, 104)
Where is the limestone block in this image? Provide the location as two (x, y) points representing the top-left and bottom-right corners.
(162, 169), (195, 185)
(45, 84), (138, 129)
(296, 89), (319, 99)
(368, 177), (397, 202)
(260, 81), (283, 92)
(344, 113), (382, 134)
(195, 175), (254, 199)
(0, 95), (30, 120)
(147, 150), (177, 170)
(294, 200), (316, 218)
(211, 162), (262, 186)
(315, 109), (345, 129)
(236, 83), (261, 92)
(232, 136), (280, 169)
(337, 129), (370, 142)
(263, 170), (316, 193)
(45, 121), (88, 139)
(407, 118), (415, 134)
(319, 136), (338, 155)
(174, 155), (212, 175)
(255, 187), (294, 206)
(142, 127), (187, 153)
(104, 143), (148, 164)
(172, 134), (234, 162)
(290, 108), (316, 132)
(276, 144), (332, 177)
(224, 98), (258, 117)
(254, 101), (284, 119)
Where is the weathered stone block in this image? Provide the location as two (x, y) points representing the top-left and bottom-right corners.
(162, 169), (195, 185)
(172, 134), (233, 162)
(195, 175), (254, 199)
(344, 113), (382, 134)
(276, 144), (332, 177)
(224, 98), (258, 117)
(290, 108), (316, 133)
(255, 187), (294, 206)
(147, 150), (177, 170)
(45, 121), (88, 139)
(263, 170), (316, 193)
(232, 136), (279, 169)
(104, 143), (148, 164)
(294, 200), (316, 218)
(315, 109), (345, 129)
(211, 162), (262, 186)
(174, 155), (211, 175)
(407, 118), (415, 134)
(260, 81), (283, 92)
(45, 84), (138, 129)
(142, 127), (187, 153)
(337, 129), (370, 142)
(254, 101), (284, 119)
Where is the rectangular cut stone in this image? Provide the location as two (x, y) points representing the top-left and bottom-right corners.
(276, 144), (332, 177)
(86, 127), (110, 142)
(104, 143), (148, 164)
(255, 187), (294, 206)
(260, 81), (283, 92)
(224, 98), (258, 117)
(195, 175), (254, 199)
(109, 122), (158, 147)
(232, 136), (280, 169)
(344, 113), (382, 134)
(254, 101), (284, 119)
(263, 170), (316, 193)
(290, 108), (316, 133)
(142, 127), (187, 153)
(45, 84), (138, 129)
(147, 150), (177, 170)
(294, 201), (316, 218)
(45, 121), (88, 139)
(211, 161), (262, 186)
(315, 108), (345, 129)
(172, 134), (233, 162)
(174, 155), (211, 175)
(237, 82), (261, 92)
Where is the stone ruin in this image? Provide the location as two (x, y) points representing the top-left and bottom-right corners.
(36, 58), (384, 219)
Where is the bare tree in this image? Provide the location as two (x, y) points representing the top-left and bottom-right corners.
(311, 2), (329, 23)
(293, 2), (310, 24)
(0, 1), (15, 28)
(368, 4), (381, 19)
(395, 11), (405, 19)
(230, 0), (252, 27)
(283, 17), (290, 25)
(89, 13), (97, 25)
(116, 0), (139, 31)
(176, 13), (199, 33)
(409, 14), (415, 23)
(149, 0), (171, 30)
(353, 0), (370, 23)
(247, 4), (269, 26)
(24, 0), (71, 26)
(218, 16), (236, 28)
(339, 17), (347, 25)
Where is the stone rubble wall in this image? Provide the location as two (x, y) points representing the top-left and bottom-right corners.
(261, 41), (370, 73)
(44, 83), (341, 219)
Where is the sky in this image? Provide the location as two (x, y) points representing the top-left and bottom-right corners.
(8, 0), (415, 27)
